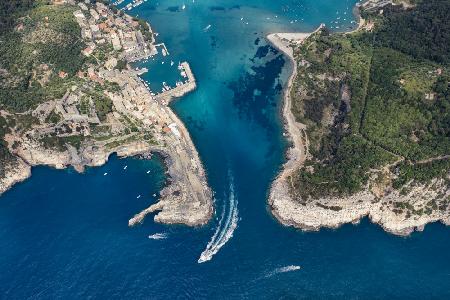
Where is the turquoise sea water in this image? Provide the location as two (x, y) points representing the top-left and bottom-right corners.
(1, 0), (450, 298)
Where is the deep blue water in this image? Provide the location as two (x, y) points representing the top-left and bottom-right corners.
(1, 0), (450, 298)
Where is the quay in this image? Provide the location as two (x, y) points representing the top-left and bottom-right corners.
(155, 43), (170, 56)
(155, 62), (196, 105)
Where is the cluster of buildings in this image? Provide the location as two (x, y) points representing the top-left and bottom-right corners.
(96, 68), (185, 141)
(98, 68), (161, 127)
(29, 0), (198, 146)
(54, 89), (100, 125)
(31, 86), (101, 140)
(73, 1), (156, 62)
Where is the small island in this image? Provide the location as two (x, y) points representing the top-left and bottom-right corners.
(269, 0), (449, 236)
(0, 0), (212, 226)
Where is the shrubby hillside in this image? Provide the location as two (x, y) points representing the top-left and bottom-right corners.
(0, 0), (85, 112)
(289, 0), (449, 199)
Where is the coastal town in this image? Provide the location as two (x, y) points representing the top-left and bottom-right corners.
(1, 0), (450, 296)
(0, 0), (212, 226)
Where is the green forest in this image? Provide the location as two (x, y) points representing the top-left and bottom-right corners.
(290, 0), (450, 199)
(0, 0), (35, 33)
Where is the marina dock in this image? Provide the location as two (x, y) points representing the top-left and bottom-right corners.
(155, 62), (197, 105)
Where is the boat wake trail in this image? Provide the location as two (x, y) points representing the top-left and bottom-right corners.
(198, 173), (238, 263)
(264, 265), (301, 278)
(148, 233), (168, 240)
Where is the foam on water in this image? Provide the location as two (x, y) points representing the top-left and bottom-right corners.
(265, 265), (301, 278)
(198, 173), (239, 263)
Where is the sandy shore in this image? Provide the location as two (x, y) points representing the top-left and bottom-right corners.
(266, 30), (315, 229)
(266, 27), (450, 236)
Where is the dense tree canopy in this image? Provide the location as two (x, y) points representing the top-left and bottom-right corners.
(290, 0), (450, 198)
(374, 0), (450, 64)
(0, 0), (35, 33)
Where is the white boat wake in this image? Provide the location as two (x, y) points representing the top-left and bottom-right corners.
(198, 173), (239, 263)
(264, 265), (301, 278)
(148, 233), (168, 240)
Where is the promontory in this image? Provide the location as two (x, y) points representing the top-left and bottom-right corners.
(0, 0), (212, 226)
(268, 0), (449, 236)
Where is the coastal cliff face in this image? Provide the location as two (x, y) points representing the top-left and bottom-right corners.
(0, 0), (212, 226)
(269, 0), (450, 236)
(0, 157), (31, 196)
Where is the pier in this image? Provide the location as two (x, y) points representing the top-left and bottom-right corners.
(155, 62), (197, 105)
(155, 43), (170, 56)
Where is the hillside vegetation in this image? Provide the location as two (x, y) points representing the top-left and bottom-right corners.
(0, 0), (85, 112)
(289, 0), (449, 199)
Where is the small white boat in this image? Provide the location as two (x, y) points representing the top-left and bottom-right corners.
(148, 233), (167, 240)
(103, 172), (108, 176)
(162, 82), (170, 91)
(147, 170), (151, 174)
(136, 195), (141, 199)
(124, 166), (128, 170)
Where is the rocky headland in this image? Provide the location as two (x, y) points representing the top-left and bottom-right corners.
(267, 0), (449, 236)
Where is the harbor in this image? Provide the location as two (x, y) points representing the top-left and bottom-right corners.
(2, 0), (449, 299)
(154, 62), (196, 105)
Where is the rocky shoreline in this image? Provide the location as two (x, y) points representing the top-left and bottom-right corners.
(0, 127), (213, 227)
(0, 158), (31, 196)
(267, 29), (449, 236)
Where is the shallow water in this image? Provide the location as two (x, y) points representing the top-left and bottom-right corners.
(1, 0), (450, 298)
